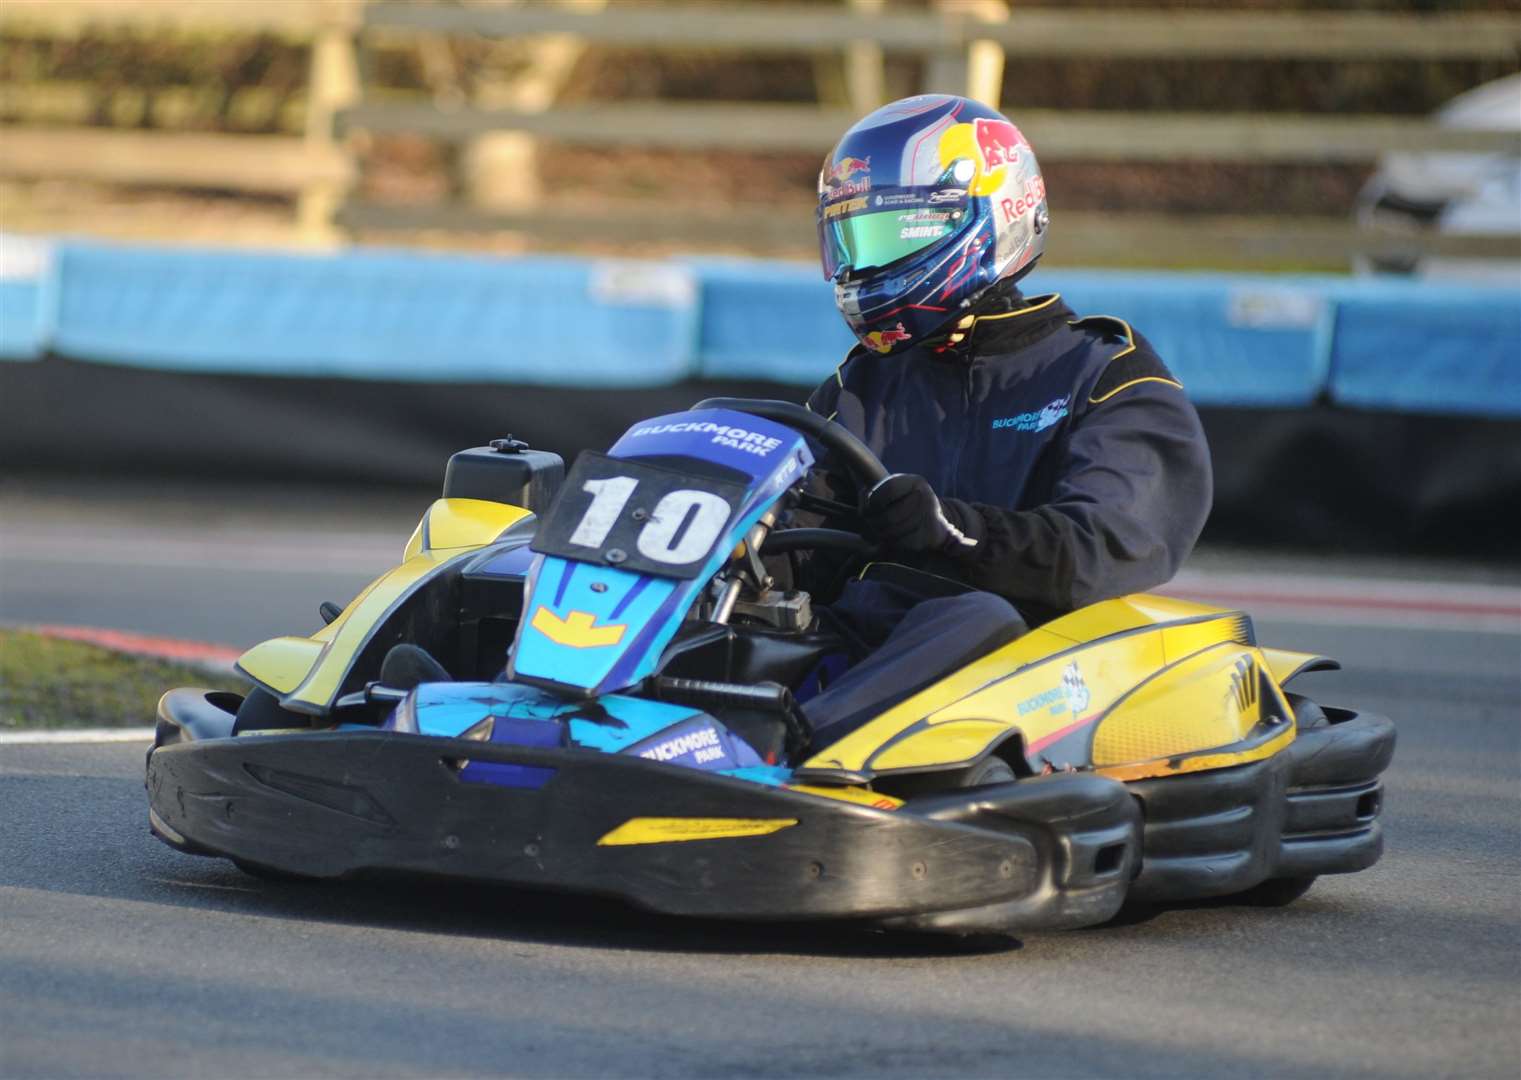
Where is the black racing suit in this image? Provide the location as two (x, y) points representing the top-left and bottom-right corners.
(795, 285), (1214, 745)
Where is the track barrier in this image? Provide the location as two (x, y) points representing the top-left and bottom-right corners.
(2, 237), (1517, 555)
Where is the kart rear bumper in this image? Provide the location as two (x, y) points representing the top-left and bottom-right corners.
(146, 696), (1141, 935)
(1126, 706), (1396, 902)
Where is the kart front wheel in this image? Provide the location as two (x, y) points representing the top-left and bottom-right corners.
(960, 756), (1018, 787)
(233, 688), (312, 735)
(1287, 692), (1329, 732)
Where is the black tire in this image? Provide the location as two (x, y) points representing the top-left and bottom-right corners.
(1287, 692), (1329, 732)
(959, 755), (1017, 788)
(232, 687), (312, 735)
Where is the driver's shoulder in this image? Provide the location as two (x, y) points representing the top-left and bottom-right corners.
(1061, 314), (1182, 407)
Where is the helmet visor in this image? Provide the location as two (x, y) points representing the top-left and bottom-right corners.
(818, 188), (970, 280)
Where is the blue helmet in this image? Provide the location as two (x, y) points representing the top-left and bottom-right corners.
(816, 95), (1049, 356)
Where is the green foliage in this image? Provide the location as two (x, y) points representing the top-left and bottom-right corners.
(0, 630), (247, 730)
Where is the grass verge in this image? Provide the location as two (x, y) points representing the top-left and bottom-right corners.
(0, 630), (247, 730)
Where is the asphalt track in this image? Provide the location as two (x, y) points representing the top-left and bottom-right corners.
(2, 485), (1519, 1078)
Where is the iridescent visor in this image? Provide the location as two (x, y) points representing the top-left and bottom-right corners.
(818, 186), (971, 279)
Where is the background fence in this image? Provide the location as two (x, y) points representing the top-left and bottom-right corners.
(3, 0), (1519, 266)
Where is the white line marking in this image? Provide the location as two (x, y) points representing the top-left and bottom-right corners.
(144, 876), (260, 894)
(0, 727), (155, 745)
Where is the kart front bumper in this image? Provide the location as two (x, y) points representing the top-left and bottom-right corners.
(1126, 705), (1396, 903)
(145, 697), (1140, 936)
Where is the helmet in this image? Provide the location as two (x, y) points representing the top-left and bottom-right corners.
(816, 94), (1049, 356)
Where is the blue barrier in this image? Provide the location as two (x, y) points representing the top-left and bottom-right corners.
(0, 278), (43, 361)
(1327, 278), (1521, 416)
(693, 259), (856, 384)
(43, 243), (698, 387)
(1012, 270), (1335, 408)
(2, 238), (1516, 416)
(694, 263), (1336, 407)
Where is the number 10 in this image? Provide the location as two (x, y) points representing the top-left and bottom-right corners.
(569, 477), (733, 566)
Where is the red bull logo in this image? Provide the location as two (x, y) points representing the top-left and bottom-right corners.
(824, 155), (872, 199)
(826, 156), (871, 185)
(863, 322), (912, 353)
(937, 117), (1029, 197)
(974, 118), (1025, 171)
(999, 175), (1048, 224)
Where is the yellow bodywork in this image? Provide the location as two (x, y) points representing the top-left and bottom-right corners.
(238, 499), (532, 713)
(801, 593), (1294, 784)
(1261, 646), (1338, 685)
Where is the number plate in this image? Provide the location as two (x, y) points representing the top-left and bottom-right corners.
(532, 452), (750, 579)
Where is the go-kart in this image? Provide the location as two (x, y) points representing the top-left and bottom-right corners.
(146, 399), (1395, 935)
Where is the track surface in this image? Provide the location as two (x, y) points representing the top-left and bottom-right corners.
(2, 487), (1519, 1078)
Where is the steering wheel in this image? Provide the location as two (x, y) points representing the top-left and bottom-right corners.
(691, 397), (887, 557)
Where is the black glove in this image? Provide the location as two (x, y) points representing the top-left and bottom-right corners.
(862, 473), (981, 556)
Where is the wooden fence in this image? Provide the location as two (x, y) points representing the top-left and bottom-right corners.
(3, 1), (1519, 264)
(338, 2), (1521, 266)
(0, 0), (359, 244)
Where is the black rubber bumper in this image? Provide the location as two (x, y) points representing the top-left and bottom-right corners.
(146, 694), (1141, 935)
(1126, 706), (1396, 903)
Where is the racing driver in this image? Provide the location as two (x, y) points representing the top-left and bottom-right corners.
(797, 94), (1214, 749)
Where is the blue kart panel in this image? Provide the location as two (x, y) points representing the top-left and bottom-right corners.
(507, 408), (813, 696)
(396, 680), (768, 788)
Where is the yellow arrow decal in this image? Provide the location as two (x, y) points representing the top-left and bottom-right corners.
(597, 817), (798, 846)
(530, 607), (627, 648)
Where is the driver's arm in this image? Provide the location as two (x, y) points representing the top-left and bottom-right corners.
(928, 378), (1213, 619)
